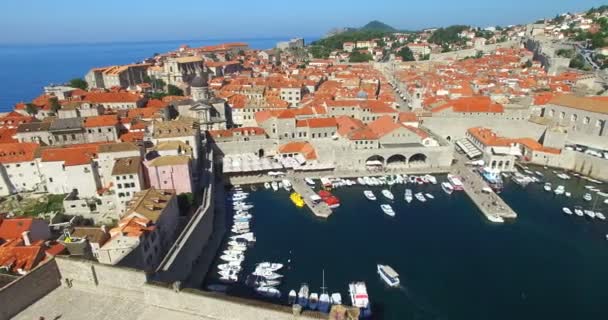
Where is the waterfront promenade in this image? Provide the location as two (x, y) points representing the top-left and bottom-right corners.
(453, 152), (518, 222)
(290, 177), (332, 218)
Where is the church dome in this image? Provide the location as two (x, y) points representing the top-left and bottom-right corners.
(191, 74), (208, 88)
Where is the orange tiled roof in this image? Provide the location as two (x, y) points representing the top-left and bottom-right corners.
(41, 143), (103, 166)
(83, 115), (119, 128)
(0, 218), (34, 240)
(0, 128), (18, 144)
(119, 131), (144, 143)
(0, 143), (39, 164)
(278, 141), (317, 160)
(296, 117), (337, 128)
(0, 245), (44, 273)
(83, 92), (142, 103)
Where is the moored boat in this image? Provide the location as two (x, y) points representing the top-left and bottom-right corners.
(304, 177), (315, 186)
(405, 189), (413, 203)
(583, 193), (593, 201)
(425, 193), (434, 199)
(318, 190), (340, 209)
(381, 189), (394, 201)
(271, 181), (278, 191)
(349, 282), (372, 318)
(290, 192), (305, 208)
(380, 204), (395, 217)
(297, 284), (309, 307)
(256, 286), (281, 298)
(363, 190), (376, 201)
(288, 290), (297, 304)
(309, 293), (319, 310)
(447, 174), (464, 190)
(264, 182), (270, 189)
(330, 293), (342, 305)
(414, 192), (426, 202)
(562, 207), (573, 215)
(441, 182), (453, 195)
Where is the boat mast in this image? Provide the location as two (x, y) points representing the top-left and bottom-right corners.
(321, 269), (327, 294)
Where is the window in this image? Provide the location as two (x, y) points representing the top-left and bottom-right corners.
(549, 110), (555, 117)
(117, 184), (122, 189)
(559, 112), (565, 119)
(16, 164), (20, 167)
(49, 178), (53, 182)
(129, 175), (133, 179)
(571, 114), (577, 122)
(584, 116), (590, 125)
(116, 176), (120, 180)
(596, 120), (602, 127)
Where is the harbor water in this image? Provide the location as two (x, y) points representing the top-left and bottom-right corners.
(204, 169), (608, 320)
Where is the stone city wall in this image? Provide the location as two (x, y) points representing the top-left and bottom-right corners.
(422, 118), (547, 141)
(429, 40), (519, 61)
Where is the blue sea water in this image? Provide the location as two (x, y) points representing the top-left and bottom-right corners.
(0, 37), (317, 111)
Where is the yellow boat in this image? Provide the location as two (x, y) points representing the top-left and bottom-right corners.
(290, 192), (305, 208)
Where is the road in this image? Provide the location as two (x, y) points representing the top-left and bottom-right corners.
(374, 62), (410, 110)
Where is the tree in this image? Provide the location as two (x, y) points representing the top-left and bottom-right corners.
(69, 78), (88, 90)
(167, 84), (184, 96)
(475, 51), (483, 59)
(569, 54), (590, 70)
(349, 51), (373, 63)
(25, 103), (38, 116)
(49, 97), (61, 113)
(397, 47), (415, 61)
(420, 54), (431, 61)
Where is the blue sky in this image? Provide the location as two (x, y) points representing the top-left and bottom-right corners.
(0, 0), (604, 43)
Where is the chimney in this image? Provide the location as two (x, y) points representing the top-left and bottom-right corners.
(22, 231), (31, 246)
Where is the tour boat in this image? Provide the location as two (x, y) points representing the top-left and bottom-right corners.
(377, 264), (400, 287)
(349, 282), (372, 318)
(543, 183), (552, 192)
(381, 189), (394, 201)
(596, 212), (606, 220)
(309, 293), (319, 310)
(583, 193), (593, 201)
(363, 190), (377, 201)
(271, 181), (278, 191)
(288, 290), (297, 304)
(257, 262), (283, 272)
(415, 192), (427, 202)
(304, 177), (315, 186)
(584, 210), (596, 219)
(290, 192), (305, 208)
(554, 186), (565, 195)
(447, 174), (464, 190)
(562, 207), (573, 215)
(264, 182), (270, 189)
(297, 284), (309, 307)
(318, 190), (340, 209)
(441, 182), (453, 195)
(425, 193), (434, 200)
(574, 208), (584, 217)
(330, 293), (342, 305)
(380, 204), (395, 217)
(256, 286), (281, 298)
(405, 189), (413, 203)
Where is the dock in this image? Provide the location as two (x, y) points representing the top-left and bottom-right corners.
(453, 153), (517, 222)
(290, 177), (333, 219)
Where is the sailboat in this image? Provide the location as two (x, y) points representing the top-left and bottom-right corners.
(318, 270), (331, 313)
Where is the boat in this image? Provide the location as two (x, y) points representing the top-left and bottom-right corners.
(357, 177), (366, 185)
(252, 269), (283, 280)
(219, 274), (238, 283)
(297, 284), (309, 307)
(405, 189), (413, 203)
(557, 173), (571, 180)
(330, 293), (342, 305)
(441, 182), (453, 195)
(363, 190), (377, 201)
(218, 264), (242, 272)
(481, 168), (504, 192)
(424, 174), (438, 184)
(271, 181), (278, 191)
(543, 183), (552, 192)
(596, 212), (606, 220)
(425, 193), (434, 200)
(565, 192), (572, 198)
(256, 286), (281, 298)
(288, 290), (297, 304)
(574, 208), (584, 217)
(487, 214), (505, 223)
(290, 192), (305, 208)
(309, 293), (319, 310)
(264, 182), (270, 190)
(349, 282), (372, 318)
(282, 179), (292, 191)
(562, 207), (573, 215)
(230, 233), (256, 242)
(415, 193), (426, 202)
(381, 189), (394, 201)
(258, 279), (282, 287)
(318, 270), (331, 313)
(554, 186), (565, 195)
(535, 171), (544, 177)
(304, 177), (315, 186)
(220, 254), (244, 262)
(257, 262), (283, 271)
(605, 199), (608, 205)
(380, 204), (395, 217)
(377, 264), (400, 287)
(447, 174), (464, 191)
(584, 210), (596, 219)
(583, 193), (593, 201)
(318, 190), (340, 209)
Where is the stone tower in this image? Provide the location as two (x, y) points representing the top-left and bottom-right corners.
(190, 69), (209, 101)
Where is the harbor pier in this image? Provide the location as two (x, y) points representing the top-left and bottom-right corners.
(290, 177), (333, 219)
(453, 153), (517, 222)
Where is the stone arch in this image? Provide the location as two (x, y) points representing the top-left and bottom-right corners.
(491, 160), (497, 169)
(446, 136), (452, 142)
(498, 160), (504, 169)
(408, 153), (427, 167)
(386, 154), (407, 167)
(365, 155), (385, 168)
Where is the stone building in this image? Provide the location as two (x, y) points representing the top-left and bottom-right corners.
(85, 64), (150, 89)
(111, 156), (146, 213)
(83, 115), (121, 143)
(541, 95), (607, 137)
(15, 122), (52, 145)
(144, 155), (193, 195)
(48, 118), (86, 146)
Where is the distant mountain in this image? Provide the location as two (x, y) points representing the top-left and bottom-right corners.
(360, 20), (397, 32)
(323, 27), (358, 38)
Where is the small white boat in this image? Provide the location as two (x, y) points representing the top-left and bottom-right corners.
(584, 210), (596, 219)
(282, 179), (292, 191)
(288, 290), (297, 304)
(330, 293), (342, 305)
(304, 177), (315, 186)
(381, 204), (395, 217)
(256, 286), (281, 298)
(605, 199), (608, 205)
(381, 189), (394, 201)
(424, 174), (437, 184)
(309, 293), (319, 310)
(256, 262), (283, 272)
(319, 292), (331, 313)
(562, 207), (573, 215)
(357, 177), (366, 185)
(271, 181), (278, 191)
(264, 182), (270, 189)
(220, 254), (244, 262)
(415, 193), (426, 202)
(218, 264), (242, 272)
(364, 190), (377, 201)
(298, 284), (309, 307)
(405, 189), (413, 203)
(565, 192), (572, 198)
(543, 183), (552, 192)
(574, 208), (584, 217)
(554, 186), (565, 195)
(583, 193), (593, 201)
(441, 182), (453, 195)
(425, 193), (434, 200)
(252, 269), (283, 280)
(377, 264), (400, 287)
(596, 212), (606, 220)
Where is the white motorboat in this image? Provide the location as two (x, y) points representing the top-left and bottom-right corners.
(584, 210), (596, 219)
(309, 293), (319, 310)
(596, 212), (606, 221)
(219, 274), (238, 283)
(271, 181), (278, 191)
(282, 179), (292, 191)
(424, 174), (437, 184)
(381, 204), (395, 217)
(297, 284), (309, 307)
(357, 177), (366, 185)
(256, 286), (281, 298)
(487, 214), (505, 223)
(218, 264), (242, 272)
(318, 270), (330, 313)
(304, 177), (315, 186)
(230, 232), (256, 242)
(218, 269), (238, 279)
(404, 189), (413, 203)
(605, 199), (608, 205)
(554, 186), (565, 195)
(288, 290), (297, 304)
(220, 254), (244, 262)
(574, 208), (584, 217)
(543, 183), (552, 192)
(447, 174), (464, 190)
(227, 245), (247, 252)
(256, 262), (283, 272)
(258, 279), (281, 287)
(557, 173), (571, 180)
(330, 293), (342, 305)
(562, 207), (573, 215)
(583, 193), (593, 201)
(377, 264), (400, 287)
(441, 182), (454, 195)
(364, 190), (377, 201)
(349, 282), (371, 317)
(252, 269), (283, 280)
(565, 192), (572, 198)
(264, 182), (271, 189)
(415, 193), (426, 202)
(381, 189), (394, 201)
(425, 193), (434, 200)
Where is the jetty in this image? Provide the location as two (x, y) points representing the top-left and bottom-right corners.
(290, 177), (332, 219)
(453, 153), (517, 222)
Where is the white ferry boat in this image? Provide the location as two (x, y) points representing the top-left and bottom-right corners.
(441, 182), (454, 195)
(364, 190), (377, 201)
(381, 189), (394, 201)
(447, 174), (464, 191)
(349, 282), (372, 318)
(381, 204), (395, 217)
(377, 264), (400, 287)
(404, 189), (413, 203)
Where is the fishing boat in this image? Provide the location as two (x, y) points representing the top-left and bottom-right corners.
(257, 262), (283, 271)
(381, 189), (394, 201)
(318, 190), (340, 209)
(271, 181), (278, 191)
(574, 208), (584, 217)
(447, 174), (464, 191)
(363, 190), (377, 201)
(415, 193), (427, 202)
(405, 189), (413, 203)
(441, 182), (454, 195)
(562, 207), (573, 215)
(264, 182), (271, 189)
(309, 293), (319, 310)
(380, 204), (395, 217)
(330, 293), (342, 305)
(304, 177), (315, 186)
(256, 286), (281, 298)
(297, 284), (309, 307)
(349, 282), (372, 318)
(377, 264), (400, 287)
(583, 193), (593, 201)
(290, 192), (305, 208)
(425, 193), (434, 200)
(288, 290), (297, 304)
(318, 270), (331, 313)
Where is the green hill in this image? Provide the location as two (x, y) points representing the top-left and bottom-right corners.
(360, 20), (397, 32)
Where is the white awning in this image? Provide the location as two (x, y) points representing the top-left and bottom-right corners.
(366, 160), (383, 166)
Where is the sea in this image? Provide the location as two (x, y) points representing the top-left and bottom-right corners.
(205, 167), (608, 320)
(0, 37), (317, 111)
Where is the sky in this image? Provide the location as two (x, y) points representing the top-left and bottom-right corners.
(0, 0), (605, 44)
